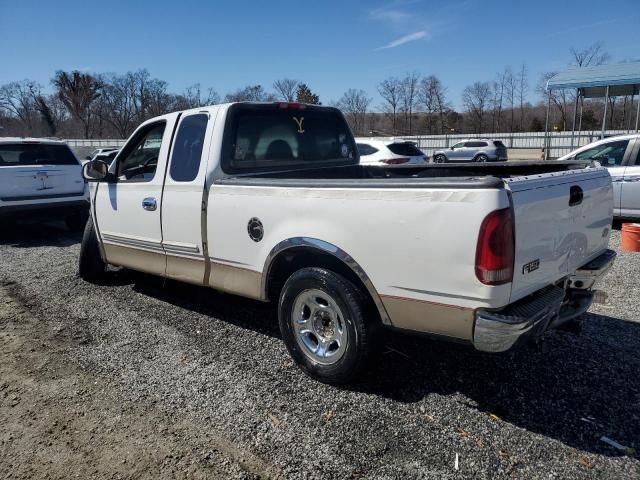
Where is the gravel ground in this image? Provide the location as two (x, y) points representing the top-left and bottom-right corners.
(0, 221), (639, 479)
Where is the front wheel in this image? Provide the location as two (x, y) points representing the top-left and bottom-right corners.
(78, 218), (107, 282)
(278, 267), (378, 384)
(434, 154), (446, 163)
(65, 209), (89, 232)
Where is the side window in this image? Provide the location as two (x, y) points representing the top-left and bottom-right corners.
(356, 143), (379, 156)
(117, 122), (166, 182)
(465, 141), (485, 148)
(575, 140), (629, 166)
(452, 142), (465, 149)
(169, 114), (208, 182)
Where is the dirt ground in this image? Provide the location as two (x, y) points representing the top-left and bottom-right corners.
(0, 284), (274, 480)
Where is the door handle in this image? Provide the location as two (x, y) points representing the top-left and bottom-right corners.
(142, 197), (157, 211)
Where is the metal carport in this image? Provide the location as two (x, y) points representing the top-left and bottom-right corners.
(544, 61), (640, 159)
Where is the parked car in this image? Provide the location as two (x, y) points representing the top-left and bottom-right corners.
(0, 138), (89, 230)
(79, 102), (614, 384)
(556, 134), (640, 219)
(356, 138), (428, 165)
(85, 147), (119, 160)
(433, 139), (508, 163)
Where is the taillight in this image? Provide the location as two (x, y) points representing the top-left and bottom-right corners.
(475, 208), (514, 285)
(381, 158), (410, 165)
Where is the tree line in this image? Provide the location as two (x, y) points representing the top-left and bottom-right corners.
(1, 42), (636, 139)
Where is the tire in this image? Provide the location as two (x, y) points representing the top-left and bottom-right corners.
(476, 154), (489, 162)
(434, 154), (446, 163)
(78, 218), (107, 282)
(66, 209), (89, 232)
(278, 267), (378, 384)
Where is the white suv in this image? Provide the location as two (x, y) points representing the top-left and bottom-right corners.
(0, 138), (89, 230)
(355, 138), (428, 165)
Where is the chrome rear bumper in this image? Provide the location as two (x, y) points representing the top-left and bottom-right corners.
(473, 249), (616, 353)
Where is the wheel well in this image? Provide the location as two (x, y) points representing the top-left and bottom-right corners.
(266, 247), (379, 319)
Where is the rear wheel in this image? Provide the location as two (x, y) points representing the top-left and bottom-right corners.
(79, 218), (106, 282)
(434, 154), (446, 163)
(476, 154), (489, 162)
(278, 267), (378, 384)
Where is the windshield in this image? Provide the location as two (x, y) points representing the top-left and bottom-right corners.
(0, 143), (78, 166)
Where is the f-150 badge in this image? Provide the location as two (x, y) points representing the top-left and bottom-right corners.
(522, 259), (540, 274)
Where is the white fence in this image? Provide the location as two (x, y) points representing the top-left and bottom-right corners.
(60, 129), (639, 159)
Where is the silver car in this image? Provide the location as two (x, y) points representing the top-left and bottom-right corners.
(557, 133), (640, 219)
(433, 139), (508, 163)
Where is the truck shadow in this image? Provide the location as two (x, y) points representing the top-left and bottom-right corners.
(131, 275), (280, 339)
(121, 274), (639, 456)
(357, 313), (640, 456)
(0, 220), (81, 248)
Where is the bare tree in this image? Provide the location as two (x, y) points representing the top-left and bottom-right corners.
(336, 89), (372, 136)
(504, 67), (517, 132)
(52, 71), (102, 138)
(418, 75), (449, 134)
(517, 64), (528, 131)
(224, 85), (274, 102)
(0, 80), (40, 133)
(400, 72), (420, 134)
(570, 41), (610, 67)
(378, 77), (402, 134)
(273, 78), (299, 102)
(490, 70), (507, 133)
(462, 81), (492, 133)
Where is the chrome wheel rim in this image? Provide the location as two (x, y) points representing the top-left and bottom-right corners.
(291, 289), (348, 365)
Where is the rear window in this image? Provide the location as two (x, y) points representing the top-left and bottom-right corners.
(0, 143), (78, 166)
(387, 143), (424, 156)
(465, 141), (488, 148)
(493, 141), (506, 148)
(356, 143), (379, 156)
(221, 104), (357, 173)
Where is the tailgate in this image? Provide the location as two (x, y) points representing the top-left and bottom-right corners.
(506, 167), (612, 303)
(0, 165), (84, 200)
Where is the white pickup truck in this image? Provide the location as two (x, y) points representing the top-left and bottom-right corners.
(79, 102), (616, 384)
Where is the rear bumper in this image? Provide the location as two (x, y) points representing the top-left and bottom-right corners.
(473, 249), (616, 353)
(0, 198), (88, 218)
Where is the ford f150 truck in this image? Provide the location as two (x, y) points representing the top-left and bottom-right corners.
(79, 102), (615, 384)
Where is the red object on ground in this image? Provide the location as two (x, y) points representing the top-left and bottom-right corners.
(621, 223), (640, 252)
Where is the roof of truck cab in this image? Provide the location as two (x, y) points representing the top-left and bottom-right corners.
(0, 137), (68, 145)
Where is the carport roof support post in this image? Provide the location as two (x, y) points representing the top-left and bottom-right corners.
(636, 89), (640, 132)
(601, 85), (609, 139)
(544, 90), (551, 160)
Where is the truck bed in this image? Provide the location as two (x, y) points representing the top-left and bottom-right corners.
(216, 161), (595, 189)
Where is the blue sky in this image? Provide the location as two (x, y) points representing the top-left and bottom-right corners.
(1, 0), (639, 109)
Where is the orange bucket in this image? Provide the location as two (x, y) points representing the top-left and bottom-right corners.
(621, 223), (640, 252)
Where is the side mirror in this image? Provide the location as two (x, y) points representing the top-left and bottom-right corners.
(450, 146), (455, 150)
(82, 159), (109, 182)
(85, 155), (92, 160)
